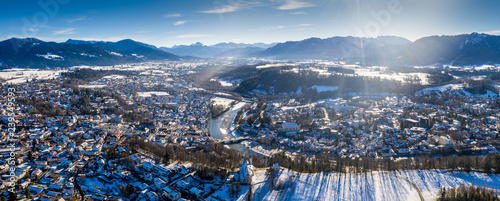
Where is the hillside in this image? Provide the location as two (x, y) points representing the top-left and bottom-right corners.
(399, 33), (500, 65)
(0, 38), (179, 68)
(259, 33), (500, 66)
(258, 36), (411, 62)
(242, 169), (500, 201)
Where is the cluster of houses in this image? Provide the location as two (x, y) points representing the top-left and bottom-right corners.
(237, 90), (500, 159)
(0, 61), (261, 200)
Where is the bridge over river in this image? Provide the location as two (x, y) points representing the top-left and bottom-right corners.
(217, 136), (251, 144)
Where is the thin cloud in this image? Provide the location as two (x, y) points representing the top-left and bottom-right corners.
(299, 24), (313, 27)
(261, 25), (286, 31)
(164, 13), (181, 18)
(200, 5), (242, 14)
(174, 21), (187, 26)
(53, 28), (76, 35)
(66, 16), (88, 23)
(174, 34), (212, 38)
(290, 11), (307, 15)
(70, 36), (129, 42)
(483, 30), (500, 35)
(278, 0), (316, 10)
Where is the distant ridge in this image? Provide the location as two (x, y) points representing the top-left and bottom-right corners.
(257, 33), (500, 66)
(0, 38), (179, 68)
(1, 33), (499, 68)
(160, 42), (276, 58)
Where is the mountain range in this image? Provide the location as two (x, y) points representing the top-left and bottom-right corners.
(0, 38), (178, 68)
(159, 42), (276, 58)
(0, 32), (499, 68)
(256, 33), (500, 66)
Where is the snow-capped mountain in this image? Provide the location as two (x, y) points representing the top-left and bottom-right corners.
(257, 33), (500, 66)
(160, 42), (276, 58)
(65, 39), (177, 60)
(0, 38), (179, 68)
(399, 32), (500, 65)
(258, 36), (411, 62)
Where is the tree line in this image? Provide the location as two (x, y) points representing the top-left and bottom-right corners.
(127, 136), (500, 176)
(437, 184), (499, 201)
(268, 152), (500, 174)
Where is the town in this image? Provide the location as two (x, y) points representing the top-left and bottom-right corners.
(1, 60), (500, 200)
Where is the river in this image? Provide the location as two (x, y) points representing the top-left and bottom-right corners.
(209, 99), (257, 155)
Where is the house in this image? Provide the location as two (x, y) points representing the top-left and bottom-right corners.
(146, 191), (159, 201)
(154, 177), (167, 189)
(142, 162), (155, 172)
(438, 135), (452, 146)
(49, 183), (63, 191)
(108, 117), (123, 124)
(161, 186), (181, 200)
(277, 122), (301, 132)
(28, 186), (44, 196)
(130, 154), (141, 164)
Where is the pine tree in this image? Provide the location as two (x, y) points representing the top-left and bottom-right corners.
(7, 191), (16, 201)
(28, 151), (33, 162)
(247, 184), (253, 201)
(484, 157), (492, 173)
(26, 188), (31, 199)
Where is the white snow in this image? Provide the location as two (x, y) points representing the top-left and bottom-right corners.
(36, 53), (64, 61)
(208, 183), (249, 200)
(109, 52), (123, 57)
(219, 80), (234, 87)
(79, 84), (107, 89)
(256, 63), (296, 69)
(417, 84), (464, 93)
(0, 69), (67, 84)
(80, 53), (96, 57)
(210, 78), (234, 87)
(212, 97), (235, 107)
(311, 85), (339, 93)
(131, 53), (145, 59)
(354, 68), (430, 85)
(215, 92), (233, 97)
(102, 74), (126, 79)
(417, 83), (498, 98)
(246, 169), (500, 201)
(137, 91), (170, 97)
(461, 89), (497, 98)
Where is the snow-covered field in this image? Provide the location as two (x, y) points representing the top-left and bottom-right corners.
(0, 69), (67, 83)
(311, 85), (339, 93)
(417, 84), (464, 93)
(461, 89), (497, 98)
(212, 97), (235, 107)
(137, 91), (170, 97)
(256, 63), (296, 69)
(354, 68), (430, 85)
(417, 83), (498, 98)
(241, 169), (500, 201)
(79, 84), (108, 88)
(102, 74), (126, 79)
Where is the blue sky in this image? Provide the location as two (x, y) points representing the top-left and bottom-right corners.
(1, 0), (499, 47)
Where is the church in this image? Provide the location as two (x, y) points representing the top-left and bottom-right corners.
(239, 156), (254, 184)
